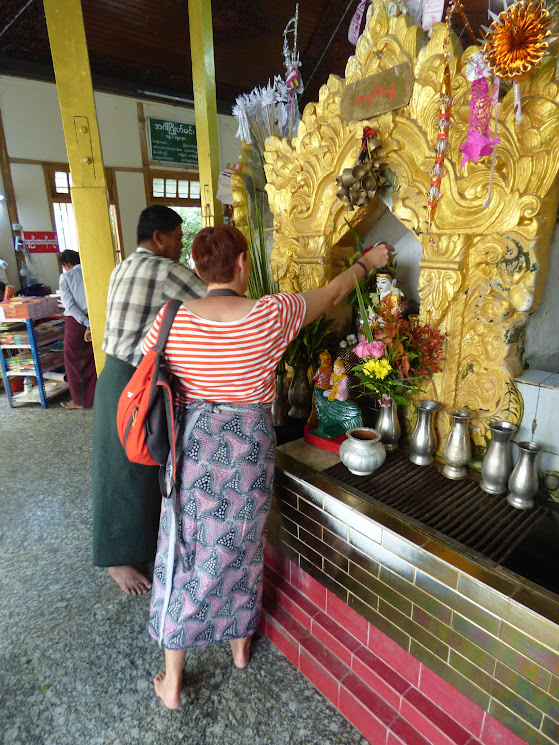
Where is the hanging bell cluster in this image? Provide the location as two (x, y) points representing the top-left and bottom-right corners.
(335, 137), (386, 211)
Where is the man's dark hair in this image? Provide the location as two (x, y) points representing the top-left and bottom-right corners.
(58, 250), (81, 266)
(137, 205), (183, 244)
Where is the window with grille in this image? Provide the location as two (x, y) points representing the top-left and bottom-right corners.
(149, 171), (201, 206)
(44, 164), (124, 263)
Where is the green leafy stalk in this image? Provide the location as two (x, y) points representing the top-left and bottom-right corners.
(240, 181), (282, 371)
(353, 276), (374, 343)
(243, 186), (278, 300)
(344, 217), (365, 254)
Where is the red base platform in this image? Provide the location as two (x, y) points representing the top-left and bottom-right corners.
(303, 424), (347, 455)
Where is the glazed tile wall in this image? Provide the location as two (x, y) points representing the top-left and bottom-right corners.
(269, 463), (559, 745)
(514, 372), (559, 473)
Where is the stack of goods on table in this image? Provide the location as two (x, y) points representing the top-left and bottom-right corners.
(0, 295), (61, 320)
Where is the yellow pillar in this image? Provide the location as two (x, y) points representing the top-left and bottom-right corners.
(188, 0), (223, 227)
(43, 0), (115, 371)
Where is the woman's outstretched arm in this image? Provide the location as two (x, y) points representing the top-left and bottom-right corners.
(300, 242), (394, 326)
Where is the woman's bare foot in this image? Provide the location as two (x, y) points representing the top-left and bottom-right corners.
(61, 401), (84, 409)
(154, 670), (181, 709)
(108, 566), (152, 595)
(230, 637), (251, 669)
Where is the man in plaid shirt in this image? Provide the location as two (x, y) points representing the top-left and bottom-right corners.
(92, 205), (205, 595)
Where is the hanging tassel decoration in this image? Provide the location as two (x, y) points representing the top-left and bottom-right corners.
(481, 0), (556, 130)
(460, 52), (500, 166)
(484, 76), (501, 208)
(513, 81), (523, 122)
(348, 0), (367, 45)
(426, 3), (455, 232)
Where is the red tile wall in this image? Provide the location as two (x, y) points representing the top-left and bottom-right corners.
(261, 543), (522, 745)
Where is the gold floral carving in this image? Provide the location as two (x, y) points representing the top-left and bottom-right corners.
(233, 1), (559, 446)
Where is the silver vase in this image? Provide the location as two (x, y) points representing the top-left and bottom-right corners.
(507, 441), (541, 510)
(442, 409), (474, 479)
(287, 367), (312, 419)
(480, 421), (517, 494)
(272, 371), (287, 426)
(376, 399), (401, 452)
(409, 400), (441, 466)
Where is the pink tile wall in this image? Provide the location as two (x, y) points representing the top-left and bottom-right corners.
(261, 547), (528, 745)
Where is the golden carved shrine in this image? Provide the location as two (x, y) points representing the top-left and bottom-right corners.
(233, 1), (559, 449)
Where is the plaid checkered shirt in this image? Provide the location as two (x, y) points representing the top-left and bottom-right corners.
(102, 247), (205, 367)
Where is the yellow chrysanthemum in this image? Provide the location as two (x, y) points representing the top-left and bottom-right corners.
(363, 358), (392, 380)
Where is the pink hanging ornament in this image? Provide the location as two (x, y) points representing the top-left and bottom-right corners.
(460, 53), (500, 167)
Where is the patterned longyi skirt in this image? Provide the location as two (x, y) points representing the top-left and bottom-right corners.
(149, 400), (275, 650)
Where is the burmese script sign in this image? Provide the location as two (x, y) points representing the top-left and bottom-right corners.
(340, 63), (413, 123)
(148, 118), (198, 165)
(23, 231), (59, 254)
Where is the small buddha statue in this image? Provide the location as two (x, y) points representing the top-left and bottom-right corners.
(369, 267), (404, 320)
(325, 358), (350, 402)
(311, 357), (363, 439)
(312, 350), (333, 391)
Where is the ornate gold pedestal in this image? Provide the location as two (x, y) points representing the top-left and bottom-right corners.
(233, 2), (559, 447)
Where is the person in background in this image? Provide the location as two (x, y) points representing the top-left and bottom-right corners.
(92, 205), (205, 596)
(58, 249), (97, 409)
(141, 223), (394, 709)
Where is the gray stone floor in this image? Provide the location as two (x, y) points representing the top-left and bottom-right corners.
(0, 393), (369, 745)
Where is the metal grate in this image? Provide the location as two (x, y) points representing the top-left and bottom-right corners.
(324, 451), (546, 565)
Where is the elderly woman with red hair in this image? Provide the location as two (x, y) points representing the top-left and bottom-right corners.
(141, 223), (393, 709)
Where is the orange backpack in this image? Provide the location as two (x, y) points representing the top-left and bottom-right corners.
(116, 299), (181, 487)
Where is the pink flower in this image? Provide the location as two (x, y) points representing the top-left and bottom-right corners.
(378, 394), (392, 407)
(368, 341), (385, 358)
(354, 341), (386, 359)
(354, 342), (367, 358)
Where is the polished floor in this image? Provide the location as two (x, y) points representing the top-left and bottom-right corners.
(0, 393), (368, 745)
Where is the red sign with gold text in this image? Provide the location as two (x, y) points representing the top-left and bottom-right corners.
(340, 63), (413, 123)
(23, 231), (60, 254)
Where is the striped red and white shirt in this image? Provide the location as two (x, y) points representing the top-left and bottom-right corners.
(142, 293), (306, 404)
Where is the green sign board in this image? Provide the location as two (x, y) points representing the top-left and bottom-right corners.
(148, 118), (198, 165)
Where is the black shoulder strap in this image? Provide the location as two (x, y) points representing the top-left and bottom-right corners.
(153, 299), (182, 353)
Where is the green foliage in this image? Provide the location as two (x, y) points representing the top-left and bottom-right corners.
(172, 206), (203, 265)
(343, 217), (397, 307)
(241, 187), (278, 300)
(285, 315), (335, 374)
(354, 276), (374, 344)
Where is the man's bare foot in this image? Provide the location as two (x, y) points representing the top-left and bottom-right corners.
(61, 401), (84, 409)
(108, 566), (152, 595)
(230, 637), (251, 669)
(154, 670), (181, 709)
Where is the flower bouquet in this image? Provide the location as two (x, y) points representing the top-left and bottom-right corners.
(351, 277), (445, 407)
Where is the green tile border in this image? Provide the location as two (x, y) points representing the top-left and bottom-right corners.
(501, 621), (559, 677)
(488, 699), (554, 745)
(416, 570), (501, 635)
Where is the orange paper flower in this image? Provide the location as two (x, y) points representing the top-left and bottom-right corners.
(483, 0), (554, 81)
